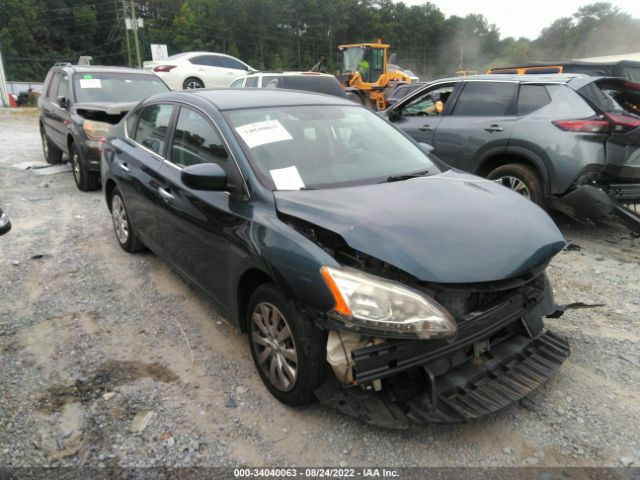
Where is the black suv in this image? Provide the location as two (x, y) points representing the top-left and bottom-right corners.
(384, 74), (640, 232)
(38, 63), (169, 191)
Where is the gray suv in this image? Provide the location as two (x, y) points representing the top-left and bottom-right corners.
(384, 74), (640, 232)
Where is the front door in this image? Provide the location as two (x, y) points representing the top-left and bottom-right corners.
(433, 81), (518, 173)
(155, 105), (240, 306)
(391, 83), (458, 145)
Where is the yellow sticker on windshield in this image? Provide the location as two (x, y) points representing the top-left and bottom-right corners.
(235, 120), (293, 149)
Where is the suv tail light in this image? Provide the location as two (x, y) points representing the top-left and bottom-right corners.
(552, 118), (609, 133)
(153, 65), (176, 72)
(604, 112), (640, 133)
(623, 81), (640, 91)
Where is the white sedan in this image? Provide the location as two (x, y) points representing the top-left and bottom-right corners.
(143, 51), (254, 90)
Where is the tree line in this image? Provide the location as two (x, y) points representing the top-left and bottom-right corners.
(1, 0), (639, 82)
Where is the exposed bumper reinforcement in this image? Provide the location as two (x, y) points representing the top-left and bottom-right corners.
(315, 331), (569, 428)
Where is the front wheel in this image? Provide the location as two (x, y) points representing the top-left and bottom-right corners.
(488, 163), (545, 208)
(247, 283), (327, 406)
(70, 142), (99, 191)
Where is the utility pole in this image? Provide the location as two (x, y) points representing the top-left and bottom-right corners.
(122, 0), (132, 66)
(130, 0), (142, 68)
(0, 42), (10, 107)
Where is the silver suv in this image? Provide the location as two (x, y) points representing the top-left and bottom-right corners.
(384, 74), (640, 232)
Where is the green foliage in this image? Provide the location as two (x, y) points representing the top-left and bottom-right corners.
(1, 0), (639, 82)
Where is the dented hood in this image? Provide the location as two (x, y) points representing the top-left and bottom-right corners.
(274, 170), (565, 283)
(73, 101), (139, 116)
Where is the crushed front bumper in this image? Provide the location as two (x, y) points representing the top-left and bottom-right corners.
(316, 330), (569, 428)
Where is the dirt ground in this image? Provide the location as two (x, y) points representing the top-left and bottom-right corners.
(1, 110), (639, 468)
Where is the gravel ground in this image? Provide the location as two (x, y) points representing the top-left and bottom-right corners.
(1, 110), (639, 469)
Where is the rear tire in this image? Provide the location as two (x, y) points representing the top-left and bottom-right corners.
(70, 142), (100, 192)
(183, 77), (204, 89)
(247, 283), (327, 406)
(109, 187), (145, 253)
(41, 128), (62, 164)
(487, 163), (545, 208)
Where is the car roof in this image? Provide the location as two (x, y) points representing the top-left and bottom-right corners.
(244, 71), (335, 77)
(151, 88), (354, 110)
(431, 73), (584, 84)
(56, 65), (157, 76)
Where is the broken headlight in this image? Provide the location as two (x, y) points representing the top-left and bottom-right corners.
(320, 266), (456, 339)
(83, 120), (111, 140)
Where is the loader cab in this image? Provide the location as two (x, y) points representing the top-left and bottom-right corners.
(339, 43), (387, 84)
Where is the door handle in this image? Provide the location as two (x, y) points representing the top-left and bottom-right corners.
(119, 162), (130, 172)
(485, 124), (504, 133)
(198, 68), (205, 71)
(418, 125), (433, 132)
(158, 187), (175, 202)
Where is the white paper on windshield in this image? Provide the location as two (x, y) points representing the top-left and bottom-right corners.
(235, 120), (292, 149)
(270, 166), (305, 190)
(79, 79), (102, 89)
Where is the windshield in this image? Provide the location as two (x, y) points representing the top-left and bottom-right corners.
(227, 105), (439, 190)
(342, 47), (365, 72)
(72, 73), (168, 103)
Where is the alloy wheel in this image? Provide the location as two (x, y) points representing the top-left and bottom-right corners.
(111, 195), (130, 245)
(71, 150), (81, 184)
(185, 80), (203, 89)
(250, 302), (298, 392)
(41, 132), (49, 158)
(494, 175), (531, 199)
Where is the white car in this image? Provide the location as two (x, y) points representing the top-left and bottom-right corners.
(143, 51), (254, 90)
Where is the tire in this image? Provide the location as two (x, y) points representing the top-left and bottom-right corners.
(487, 163), (545, 207)
(41, 128), (62, 164)
(70, 142), (100, 192)
(247, 283), (327, 406)
(183, 77), (204, 89)
(109, 187), (145, 253)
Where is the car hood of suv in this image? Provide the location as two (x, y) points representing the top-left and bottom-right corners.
(73, 101), (139, 117)
(274, 170), (566, 284)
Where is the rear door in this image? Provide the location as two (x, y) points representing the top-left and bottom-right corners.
(112, 102), (175, 251)
(45, 72), (72, 151)
(155, 105), (241, 306)
(433, 81), (518, 172)
(390, 82), (458, 145)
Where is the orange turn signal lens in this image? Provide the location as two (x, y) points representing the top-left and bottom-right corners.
(320, 266), (352, 316)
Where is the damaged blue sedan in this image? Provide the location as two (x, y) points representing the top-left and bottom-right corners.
(101, 89), (569, 427)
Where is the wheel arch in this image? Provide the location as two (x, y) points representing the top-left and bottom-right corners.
(475, 147), (552, 193)
(235, 267), (275, 333)
(104, 179), (117, 210)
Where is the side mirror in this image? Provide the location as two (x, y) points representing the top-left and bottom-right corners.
(181, 163), (227, 191)
(387, 108), (401, 122)
(57, 96), (68, 108)
(418, 142), (434, 155)
(0, 209), (11, 236)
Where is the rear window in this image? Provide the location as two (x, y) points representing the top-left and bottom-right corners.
(453, 82), (517, 116)
(578, 80), (640, 118)
(280, 76), (346, 98)
(72, 73), (168, 103)
(517, 85), (552, 115)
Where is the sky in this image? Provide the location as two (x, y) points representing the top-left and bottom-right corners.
(399, 0), (640, 40)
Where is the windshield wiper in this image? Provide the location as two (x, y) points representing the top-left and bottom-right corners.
(385, 170), (430, 182)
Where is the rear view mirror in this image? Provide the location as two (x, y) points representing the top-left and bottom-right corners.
(418, 142), (434, 155)
(181, 163), (227, 191)
(0, 209), (11, 236)
(57, 96), (68, 108)
(387, 108), (401, 122)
